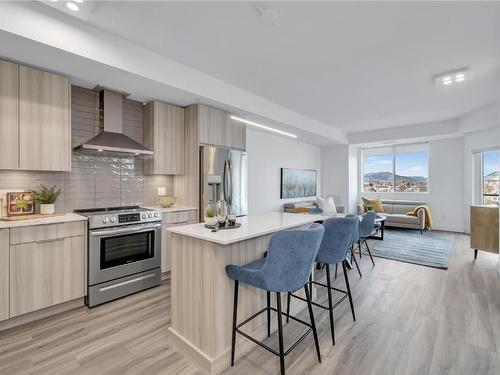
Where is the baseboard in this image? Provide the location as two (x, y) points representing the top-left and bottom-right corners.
(0, 298), (85, 332)
(431, 225), (466, 233)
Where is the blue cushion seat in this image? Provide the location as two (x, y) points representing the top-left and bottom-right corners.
(225, 223), (325, 293)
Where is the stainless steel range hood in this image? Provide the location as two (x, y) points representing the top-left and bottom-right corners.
(73, 89), (153, 156)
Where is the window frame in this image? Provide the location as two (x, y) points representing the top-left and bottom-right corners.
(360, 142), (430, 194)
(473, 147), (500, 206)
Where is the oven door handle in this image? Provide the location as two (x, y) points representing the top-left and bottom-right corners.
(90, 223), (161, 237)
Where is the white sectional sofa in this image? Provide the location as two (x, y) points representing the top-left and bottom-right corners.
(358, 199), (426, 232)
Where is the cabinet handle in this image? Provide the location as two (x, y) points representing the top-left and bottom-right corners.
(35, 237), (65, 244)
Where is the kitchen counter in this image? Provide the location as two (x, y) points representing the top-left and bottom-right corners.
(145, 206), (197, 213)
(167, 211), (328, 245)
(0, 213), (87, 229)
(167, 211), (329, 374)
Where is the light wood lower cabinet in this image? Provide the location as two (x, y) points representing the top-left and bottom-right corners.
(161, 210), (198, 273)
(9, 235), (85, 317)
(0, 229), (9, 321)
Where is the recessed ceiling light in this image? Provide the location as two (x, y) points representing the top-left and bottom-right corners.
(66, 2), (79, 11)
(97, 149), (103, 152)
(434, 68), (471, 87)
(230, 115), (297, 138)
(74, 0), (83, 2)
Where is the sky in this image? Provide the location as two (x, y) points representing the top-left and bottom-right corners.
(484, 150), (500, 176)
(363, 152), (429, 177)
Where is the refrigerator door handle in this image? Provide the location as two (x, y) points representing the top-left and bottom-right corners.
(223, 159), (233, 207)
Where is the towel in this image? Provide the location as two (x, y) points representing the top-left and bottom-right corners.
(406, 205), (433, 230)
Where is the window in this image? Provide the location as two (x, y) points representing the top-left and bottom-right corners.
(475, 149), (500, 205)
(362, 143), (429, 193)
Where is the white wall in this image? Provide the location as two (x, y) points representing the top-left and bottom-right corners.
(321, 144), (348, 206)
(359, 138), (465, 232)
(246, 129), (322, 214)
(463, 127), (500, 232)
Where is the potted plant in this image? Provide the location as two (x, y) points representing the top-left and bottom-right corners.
(204, 207), (217, 226)
(33, 185), (61, 215)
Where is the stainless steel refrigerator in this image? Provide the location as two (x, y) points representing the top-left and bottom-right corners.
(199, 145), (247, 220)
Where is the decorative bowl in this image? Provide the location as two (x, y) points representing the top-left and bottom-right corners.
(204, 216), (218, 226)
(160, 197), (176, 208)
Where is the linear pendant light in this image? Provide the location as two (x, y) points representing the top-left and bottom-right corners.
(230, 115), (297, 138)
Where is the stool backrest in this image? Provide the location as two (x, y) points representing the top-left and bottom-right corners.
(359, 211), (377, 238)
(316, 217), (359, 264)
(263, 223), (324, 292)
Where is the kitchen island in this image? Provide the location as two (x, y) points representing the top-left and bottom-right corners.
(167, 212), (329, 374)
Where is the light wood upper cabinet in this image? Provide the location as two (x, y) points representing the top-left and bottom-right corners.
(144, 101), (185, 175)
(197, 104), (246, 150)
(0, 60), (19, 170)
(9, 235), (85, 317)
(19, 65), (71, 171)
(0, 229), (9, 321)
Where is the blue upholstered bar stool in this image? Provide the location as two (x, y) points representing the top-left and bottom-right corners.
(287, 217), (359, 346)
(357, 211), (376, 266)
(226, 223), (325, 375)
(342, 214), (362, 278)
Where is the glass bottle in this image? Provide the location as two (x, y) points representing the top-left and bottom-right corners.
(216, 192), (228, 225)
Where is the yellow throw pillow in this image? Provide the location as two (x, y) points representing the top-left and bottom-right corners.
(362, 197), (385, 213)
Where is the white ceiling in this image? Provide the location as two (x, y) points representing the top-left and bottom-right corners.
(82, 1), (500, 133)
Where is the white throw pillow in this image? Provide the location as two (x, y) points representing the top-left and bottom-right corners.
(317, 196), (337, 214)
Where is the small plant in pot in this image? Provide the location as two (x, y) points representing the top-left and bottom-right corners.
(33, 185), (61, 215)
(204, 207), (217, 226)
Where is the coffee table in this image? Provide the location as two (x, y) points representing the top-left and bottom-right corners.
(368, 214), (387, 240)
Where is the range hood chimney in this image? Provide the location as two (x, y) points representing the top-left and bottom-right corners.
(73, 89), (153, 156)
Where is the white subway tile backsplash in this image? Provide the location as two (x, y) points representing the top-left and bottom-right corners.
(0, 86), (174, 213)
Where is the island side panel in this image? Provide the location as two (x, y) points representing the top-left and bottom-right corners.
(169, 231), (273, 373)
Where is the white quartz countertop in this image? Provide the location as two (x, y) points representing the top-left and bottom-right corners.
(0, 213), (87, 229)
(145, 206), (198, 213)
(167, 212), (330, 245)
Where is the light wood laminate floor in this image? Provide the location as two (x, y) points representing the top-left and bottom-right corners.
(0, 232), (499, 375)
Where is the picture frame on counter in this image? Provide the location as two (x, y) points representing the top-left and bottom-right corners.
(6, 192), (35, 216)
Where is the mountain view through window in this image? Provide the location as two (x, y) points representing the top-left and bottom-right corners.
(483, 150), (500, 205)
(363, 146), (429, 193)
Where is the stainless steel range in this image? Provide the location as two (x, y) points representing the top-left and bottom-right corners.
(74, 206), (162, 307)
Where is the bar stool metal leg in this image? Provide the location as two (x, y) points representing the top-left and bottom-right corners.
(276, 292), (286, 375)
(267, 291), (271, 337)
(286, 292), (291, 323)
(325, 264), (335, 345)
(304, 285), (321, 363)
(231, 281), (239, 366)
(350, 248), (362, 278)
(342, 260), (356, 321)
(363, 239), (375, 266)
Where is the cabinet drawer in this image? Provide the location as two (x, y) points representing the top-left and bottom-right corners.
(10, 235), (85, 317)
(162, 210), (197, 225)
(9, 221), (85, 245)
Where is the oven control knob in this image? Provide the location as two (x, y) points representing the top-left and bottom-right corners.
(102, 217), (109, 224)
(148, 213), (154, 218)
(142, 213), (147, 219)
(154, 212), (159, 218)
(110, 217), (116, 223)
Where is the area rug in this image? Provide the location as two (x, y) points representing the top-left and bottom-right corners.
(367, 228), (454, 269)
